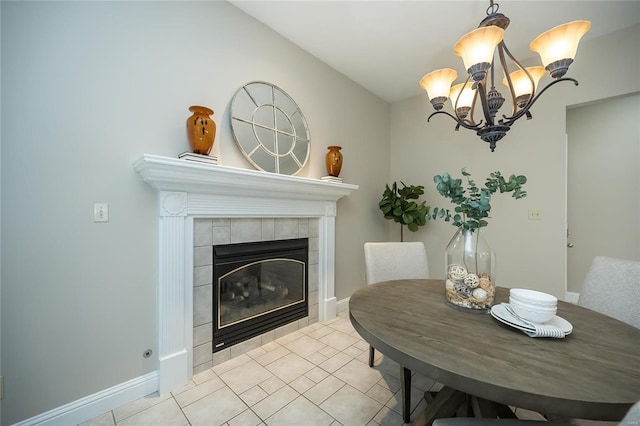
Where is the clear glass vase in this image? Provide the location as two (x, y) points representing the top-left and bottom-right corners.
(445, 227), (496, 311)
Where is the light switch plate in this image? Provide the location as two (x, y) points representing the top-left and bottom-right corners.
(528, 210), (542, 220)
(94, 203), (109, 222)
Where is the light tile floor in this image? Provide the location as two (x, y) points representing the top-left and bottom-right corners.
(80, 311), (606, 426)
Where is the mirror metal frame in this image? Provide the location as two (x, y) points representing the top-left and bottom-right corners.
(230, 81), (311, 175)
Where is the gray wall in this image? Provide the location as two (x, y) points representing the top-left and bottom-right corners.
(0, 1), (3, 421)
(389, 25), (640, 298)
(0, 2), (389, 423)
(2, 1), (637, 423)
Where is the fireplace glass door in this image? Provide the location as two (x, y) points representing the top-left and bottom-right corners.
(213, 238), (308, 351)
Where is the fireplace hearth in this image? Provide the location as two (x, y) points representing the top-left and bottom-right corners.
(213, 238), (308, 351)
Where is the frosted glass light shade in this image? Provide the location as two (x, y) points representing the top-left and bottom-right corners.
(420, 68), (458, 100)
(530, 20), (591, 67)
(450, 82), (475, 109)
(503, 66), (546, 99)
(454, 26), (505, 71)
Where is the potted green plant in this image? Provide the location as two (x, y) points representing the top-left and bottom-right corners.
(379, 182), (430, 241)
(426, 168), (527, 311)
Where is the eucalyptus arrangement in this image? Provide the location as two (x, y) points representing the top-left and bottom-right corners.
(426, 168), (527, 311)
(426, 168), (527, 231)
(379, 182), (430, 241)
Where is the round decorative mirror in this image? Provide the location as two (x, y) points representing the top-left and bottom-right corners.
(230, 81), (311, 175)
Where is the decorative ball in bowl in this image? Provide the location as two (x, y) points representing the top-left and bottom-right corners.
(509, 297), (557, 323)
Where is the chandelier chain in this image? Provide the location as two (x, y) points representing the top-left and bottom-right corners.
(486, 1), (499, 16)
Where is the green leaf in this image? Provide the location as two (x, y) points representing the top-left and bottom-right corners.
(379, 181), (430, 232)
(427, 168), (527, 231)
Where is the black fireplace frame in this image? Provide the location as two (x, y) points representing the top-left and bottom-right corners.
(212, 238), (308, 352)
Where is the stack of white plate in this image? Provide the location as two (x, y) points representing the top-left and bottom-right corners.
(509, 288), (557, 324)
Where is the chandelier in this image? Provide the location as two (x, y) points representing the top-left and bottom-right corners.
(419, 1), (591, 151)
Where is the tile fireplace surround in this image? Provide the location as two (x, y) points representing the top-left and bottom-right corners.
(192, 216), (319, 376)
(133, 154), (358, 395)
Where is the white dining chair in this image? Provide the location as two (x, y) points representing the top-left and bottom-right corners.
(363, 241), (429, 423)
(364, 241), (430, 364)
(364, 242), (430, 288)
(431, 400), (640, 425)
(432, 420), (562, 425)
(578, 256), (640, 329)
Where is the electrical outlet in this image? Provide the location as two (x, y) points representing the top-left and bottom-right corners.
(528, 210), (542, 220)
(94, 203), (109, 223)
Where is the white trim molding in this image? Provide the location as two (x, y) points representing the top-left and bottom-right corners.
(133, 154), (358, 395)
(134, 154), (356, 202)
(14, 372), (158, 426)
(336, 297), (350, 314)
(565, 291), (580, 304)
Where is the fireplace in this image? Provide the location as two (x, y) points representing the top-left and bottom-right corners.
(133, 154), (357, 394)
(212, 238), (308, 351)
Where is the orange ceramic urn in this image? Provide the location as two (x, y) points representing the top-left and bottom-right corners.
(325, 146), (343, 177)
(186, 106), (216, 155)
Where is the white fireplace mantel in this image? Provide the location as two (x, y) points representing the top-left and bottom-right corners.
(133, 154), (358, 394)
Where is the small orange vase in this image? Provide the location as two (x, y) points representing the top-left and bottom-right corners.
(325, 146), (343, 177)
(186, 106), (216, 155)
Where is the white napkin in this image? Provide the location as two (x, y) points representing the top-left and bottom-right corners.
(523, 325), (565, 339)
(501, 303), (565, 339)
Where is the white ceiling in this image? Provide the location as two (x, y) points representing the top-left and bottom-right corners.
(230, 1), (640, 103)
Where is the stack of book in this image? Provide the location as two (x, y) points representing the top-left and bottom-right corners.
(178, 152), (218, 165)
(320, 176), (343, 183)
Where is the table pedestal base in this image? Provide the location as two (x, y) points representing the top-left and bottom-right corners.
(412, 387), (517, 425)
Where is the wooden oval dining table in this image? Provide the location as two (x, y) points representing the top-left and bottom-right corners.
(349, 279), (640, 424)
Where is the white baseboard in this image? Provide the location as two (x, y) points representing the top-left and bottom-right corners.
(158, 350), (189, 396)
(336, 297), (350, 313)
(324, 296), (337, 321)
(14, 371), (158, 426)
(564, 291), (580, 304)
